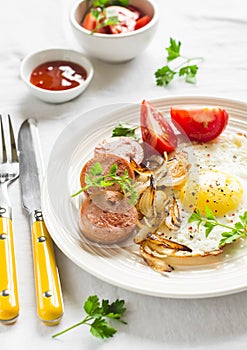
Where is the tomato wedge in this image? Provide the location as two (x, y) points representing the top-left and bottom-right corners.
(82, 12), (97, 31)
(170, 107), (229, 142)
(135, 15), (151, 30)
(140, 100), (177, 154)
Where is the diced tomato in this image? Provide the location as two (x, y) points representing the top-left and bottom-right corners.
(81, 12), (97, 31)
(135, 15), (151, 30)
(140, 100), (177, 154)
(107, 6), (139, 34)
(170, 107), (229, 142)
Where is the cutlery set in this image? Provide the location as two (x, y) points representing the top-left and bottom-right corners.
(0, 116), (63, 325)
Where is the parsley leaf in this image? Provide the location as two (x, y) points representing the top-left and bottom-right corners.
(52, 295), (127, 340)
(179, 64), (198, 84)
(105, 299), (127, 322)
(155, 37), (203, 86)
(90, 318), (117, 339)
(166, 38), (181, 61)
(188, 206), (247, 246)
(93, 0), (128, 6)
(90, 162), (103, 176)
(84, 295), (101, 316)
(155, 66), (176, 86)
(112, 122), (139, 139)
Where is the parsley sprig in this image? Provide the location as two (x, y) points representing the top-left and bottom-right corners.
(188, 206), (247, 247)
(72, 162), (139, 204)
(112, 122), (139, 140)
(52, 295), (127, 340)
(155, 38), (203, 86)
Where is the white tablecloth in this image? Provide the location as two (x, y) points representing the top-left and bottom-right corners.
(1, 0), (247, 349)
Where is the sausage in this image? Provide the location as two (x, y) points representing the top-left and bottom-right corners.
(80, 153), (135, 197)
(94, 136), (144, 164)
(79, 190), (138, 244)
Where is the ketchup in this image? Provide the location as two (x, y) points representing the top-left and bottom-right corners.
(30, 60), (87, 91)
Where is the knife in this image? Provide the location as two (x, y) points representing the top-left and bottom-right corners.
(18, 118), (64, 325)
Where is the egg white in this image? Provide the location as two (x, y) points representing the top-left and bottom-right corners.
(160, 133), (247, 256)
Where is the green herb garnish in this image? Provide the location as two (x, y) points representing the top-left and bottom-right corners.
(155, 38), (203, 86)
(112, 122), (139, 140)
(93, 0), (128, 7)
(85, 0), (129, 33)
(91, 7), (120, 33)
(52, 295), (127, 340)
(72, 162), (139, 204)
(188, 206), (247, 247)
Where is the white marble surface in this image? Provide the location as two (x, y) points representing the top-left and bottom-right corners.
(1, 0), (247, 348)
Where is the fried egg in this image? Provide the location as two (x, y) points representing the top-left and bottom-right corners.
(180, 169), (243, 217)
(161, 133), (247, 256)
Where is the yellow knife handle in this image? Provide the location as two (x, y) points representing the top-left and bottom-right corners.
(0, 215), (19, 324)
(31, 211), (64, 325)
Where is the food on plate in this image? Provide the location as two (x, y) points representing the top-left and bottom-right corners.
(141, 100), (178, 154)
(180, 169), (243, 217)
(73, 100), (247, 273)
(30, 60), (87, 91)
(94, 136), (144, 164)
(79, 191), (138, 244)
(81, 1), (151, 34)
(170, 107), (229, 142)
(80, 153), (135, 197)
(136, 132), (247, 272)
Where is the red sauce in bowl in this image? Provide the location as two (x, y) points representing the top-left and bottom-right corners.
(30, 60), (87, 91)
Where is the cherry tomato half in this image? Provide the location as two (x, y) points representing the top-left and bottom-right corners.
(170, 107), (229, 142)
(140, 100), (177, 154)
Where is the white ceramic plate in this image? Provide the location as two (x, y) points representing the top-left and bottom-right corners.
(43, 96), (247, 298)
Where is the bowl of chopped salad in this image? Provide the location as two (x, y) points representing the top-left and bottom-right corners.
(70, 0), (159, 63)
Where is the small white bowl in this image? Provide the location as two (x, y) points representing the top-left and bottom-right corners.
(20, 48), (94, 103)
(70, 0), (159, 63)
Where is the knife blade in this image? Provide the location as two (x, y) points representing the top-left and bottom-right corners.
(18, 118), (63, 325)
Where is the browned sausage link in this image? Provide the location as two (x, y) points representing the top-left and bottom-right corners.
(94, 136), (144, 164)
(80, 153), (135, 197)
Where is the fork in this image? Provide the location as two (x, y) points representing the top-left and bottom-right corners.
(0, 115), (19, 324)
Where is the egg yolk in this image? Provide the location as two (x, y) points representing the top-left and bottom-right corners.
(180, 170), (243, 217)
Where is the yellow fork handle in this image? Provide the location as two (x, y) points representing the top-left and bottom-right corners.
(31, 218), (64, 325)
(0, 217), (19, 324)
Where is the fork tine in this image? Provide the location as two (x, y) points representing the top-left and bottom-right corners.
(8, 115), (18, 162)
(0, 115), (7, 163)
